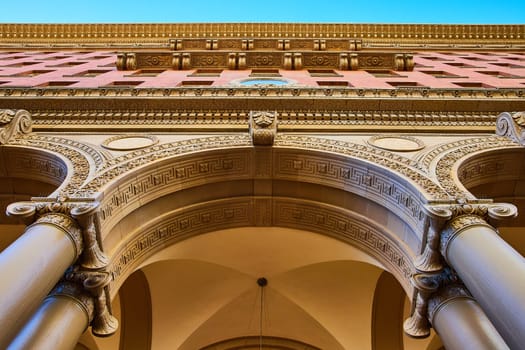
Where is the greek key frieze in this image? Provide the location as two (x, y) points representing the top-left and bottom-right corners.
(109, 198), (253, 291)
(272, 199), (414, 287)
(97, 149), (252, 228)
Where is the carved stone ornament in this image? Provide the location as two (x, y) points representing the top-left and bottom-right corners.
(438, 201), (518, 260)
(404, 269), (458, 338)
(48, 281), (95, 324)
(496, 111), (525, 146)
(65, 268), (118, 337)
(71, 203), (110, 270)
(6, 199), (109, 270)
(0, 109), (32, 145)
(403, 273), (440, 338)
(250, 111), (278, 146)
(427, 284), (473, 325)
(414, 205), (453, 273)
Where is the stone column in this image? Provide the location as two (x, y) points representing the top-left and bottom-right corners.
(7, 270), (118, 350)
(429, 285), (509, 350)
(0, 210), (82, 348)
(7, 283), (94, 350)
(441, 215), (525, 349)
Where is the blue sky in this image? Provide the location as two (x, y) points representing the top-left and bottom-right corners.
(1, 0), (524, 24)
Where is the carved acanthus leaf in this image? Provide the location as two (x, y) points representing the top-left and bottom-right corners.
(250, 111), (278, 146)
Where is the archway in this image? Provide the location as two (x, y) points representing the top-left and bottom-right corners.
(112, 227), (423, 350)
(0, 145), (68, 251)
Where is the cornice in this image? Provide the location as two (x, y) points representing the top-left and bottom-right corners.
(1, 86), (522, 100)
(0, 23), (524, 50)
(0, 87), (523, 132)
(26, 109), (500, 133)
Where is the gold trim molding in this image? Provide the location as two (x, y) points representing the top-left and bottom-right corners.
(0, 24), (523, 47)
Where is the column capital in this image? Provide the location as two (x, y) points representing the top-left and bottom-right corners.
(48, 281), (95, 324)
(404, 269), (458, 338)
(415, 200), (517, 273)
(440, 214), (490, 262)
(427, 284), (473, 326)
(6, 198), (109, 270)
(415, 201), (517, 267)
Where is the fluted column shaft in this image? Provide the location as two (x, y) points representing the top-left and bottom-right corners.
(441, 216), (525, 350)
(429, 286), (509, 350)
(0, 214), (82, 348)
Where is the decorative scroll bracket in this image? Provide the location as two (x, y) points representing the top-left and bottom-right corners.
(0, 109), (32, 145)
(496, 111), (525, 146)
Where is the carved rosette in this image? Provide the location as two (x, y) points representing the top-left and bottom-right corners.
(496, 111), (525, 146)
(250, 111), (278, 146)
(0, 109), (32, 145)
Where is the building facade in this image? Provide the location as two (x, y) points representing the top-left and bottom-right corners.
(0, 23), (525, 350)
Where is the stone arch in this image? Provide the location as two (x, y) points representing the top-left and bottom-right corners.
(0, 144), (69, 249)
(84, 138), (447, 348)
(114, 227), (397, 350)
(455, 146), (525, 255)
(8, 134), (108, 197)
(371, 271), (405, 350)
(456, 146), (525, 203)
(88, 139), (437, 293)
(117, 269), (152, 350)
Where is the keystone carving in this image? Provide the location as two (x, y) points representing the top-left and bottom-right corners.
(496, 111), (525, 146)
(0, 109), (32, 145)
(250, 111), (278, 146)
